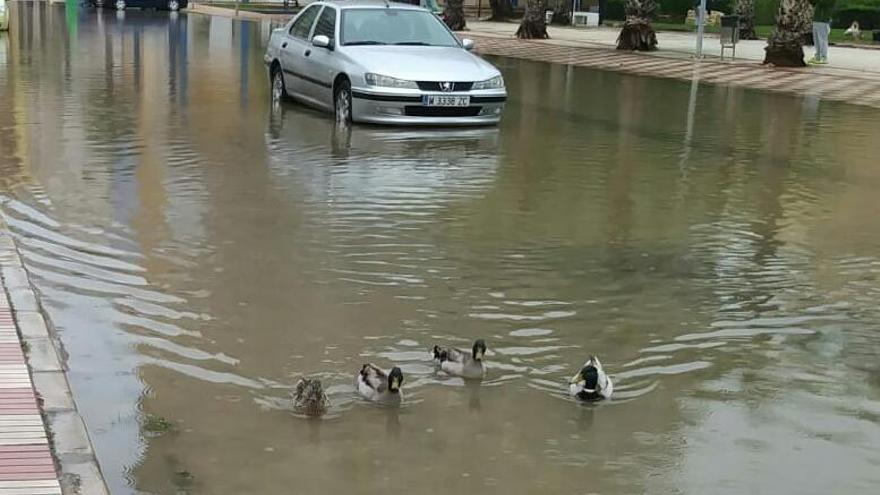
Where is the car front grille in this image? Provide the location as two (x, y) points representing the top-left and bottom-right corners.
(416, 81), (474, 92)
(404, 106), (482, 117)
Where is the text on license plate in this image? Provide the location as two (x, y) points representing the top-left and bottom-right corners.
(423, 95), (470, 107)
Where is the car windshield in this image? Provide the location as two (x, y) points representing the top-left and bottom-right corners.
(341, 8), (459, 47)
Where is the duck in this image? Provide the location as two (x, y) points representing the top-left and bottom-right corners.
(432, 339), (487, 380)
(569, 356), (613, 401)
(292, 377), (329, 417)
(357, 364), (404, 403)
(844, 21), (860, 39)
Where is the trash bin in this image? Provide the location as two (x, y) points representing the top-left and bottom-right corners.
(720, 15), (740, 60)
(720, 14), (740, 29)
(874, 30), (880, 42)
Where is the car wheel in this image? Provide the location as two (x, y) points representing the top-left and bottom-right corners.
(115, 0), (125, 10)
(334, 79), (353, 124)
(167, 0), (179, 11)
(271, 65), (288, 102)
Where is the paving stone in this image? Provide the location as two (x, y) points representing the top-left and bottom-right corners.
(19, 339), (62, 374)
(45, 411), (93, 458)
(0, 267), (29, 291)
(31, 372), (75, 412)
(13, 312), (50, 341)
(7, 288), (38, 313)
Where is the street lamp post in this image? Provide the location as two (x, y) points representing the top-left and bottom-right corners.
(695, 0), (706, 58)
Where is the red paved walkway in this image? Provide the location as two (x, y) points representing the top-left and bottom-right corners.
(0, 291), (60, 494)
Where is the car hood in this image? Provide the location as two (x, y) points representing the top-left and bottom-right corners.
(342, 45), (499, 82)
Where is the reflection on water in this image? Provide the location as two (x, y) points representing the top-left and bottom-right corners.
(3, 3), (880, 494)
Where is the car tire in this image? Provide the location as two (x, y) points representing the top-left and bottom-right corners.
(334, 79), (353, 124)
(167, 0), (179, 11)
(271, 64), (288, 102)
(115, 0), (125, 10)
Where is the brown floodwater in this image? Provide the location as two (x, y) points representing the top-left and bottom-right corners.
(2, 3), (880, 494)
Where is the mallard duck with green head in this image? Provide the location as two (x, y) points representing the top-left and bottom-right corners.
(432, 339), (487, 380)
(569, 356), (613, 401)
(357, 363), (404, 403)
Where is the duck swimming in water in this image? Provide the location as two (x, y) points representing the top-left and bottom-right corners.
(357, 364), (404, 403)
(292, 378), (329, 417)
(569, 356), (613, 401)
(432, 339), (487, 380)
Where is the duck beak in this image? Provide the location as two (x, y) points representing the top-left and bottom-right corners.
(476, 350), (485, 361)
(569, 373), (583, 385)
(390, 378), (400, 391)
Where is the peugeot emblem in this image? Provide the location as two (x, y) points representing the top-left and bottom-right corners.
(440, 82), (454, 92)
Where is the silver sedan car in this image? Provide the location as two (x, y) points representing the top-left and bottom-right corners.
(264, 1), (507, 126)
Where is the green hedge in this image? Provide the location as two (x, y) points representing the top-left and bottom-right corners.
(835, 8), (880, 28)
(659, 0), (735, 18)
(605, 0), (625, 21)
(834, 0), (880, 28)
(603, 0), (879, 29)
(604, 0), (768, 22)
(755, 0), (779, 25)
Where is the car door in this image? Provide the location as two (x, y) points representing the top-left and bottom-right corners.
(281, 4), (321, 100)
(300, 6), (338, 108)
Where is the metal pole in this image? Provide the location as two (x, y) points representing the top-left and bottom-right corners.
(235, 0), (240, 17)
(695, 0), (706, 59)
(478, 0), (481, 19)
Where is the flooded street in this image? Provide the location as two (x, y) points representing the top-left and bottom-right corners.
(3, 3), (880, 494)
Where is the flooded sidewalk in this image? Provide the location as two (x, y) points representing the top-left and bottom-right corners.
(466, 21), (880, 75)
(0, 225), (107, 495)
(463, 27), (880, 110)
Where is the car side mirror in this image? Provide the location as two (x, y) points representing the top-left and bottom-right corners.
(312, 35), (332, 49)
(461, 38), (475, 51)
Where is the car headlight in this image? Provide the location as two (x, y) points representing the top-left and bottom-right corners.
(472, 76), (504, 90)
(364, 73), (418, 89)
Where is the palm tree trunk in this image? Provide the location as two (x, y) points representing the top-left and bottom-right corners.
(735, 0), (758, 40)
(763, 0), (811, 66)
(516, 0), (549, 39)
(801, 1), (814, 45)
(444, 0), (467, 31)
(617, 0), (658, 51)
(489, 0), (513, 21)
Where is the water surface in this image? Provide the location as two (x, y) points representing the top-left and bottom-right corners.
(2, 4), (880, 494)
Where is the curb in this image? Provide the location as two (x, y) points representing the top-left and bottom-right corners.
(188, 2), (294, 22)
(0, 219), (109, 495)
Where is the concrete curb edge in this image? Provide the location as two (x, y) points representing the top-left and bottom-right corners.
(0, 217), (110, 495)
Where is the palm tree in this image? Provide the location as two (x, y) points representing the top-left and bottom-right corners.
(763, 0), (812, 66)
(735, 0), (758, 40)
(489, 0), (513, 21)
(516, 0), (549, 39)
(444, 0), (466, 31)
(617, 0), (657, 51)
(801, 1), (815, 44)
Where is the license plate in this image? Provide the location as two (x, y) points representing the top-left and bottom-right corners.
(422, 95), (470, 107)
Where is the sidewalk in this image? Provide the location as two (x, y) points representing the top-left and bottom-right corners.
(0, 223), (108, 495)
(466, 21), (880, 75)
(462, 22), (880, 109)
(0, 239), (59, 494)
(188, 2), (293, 22)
